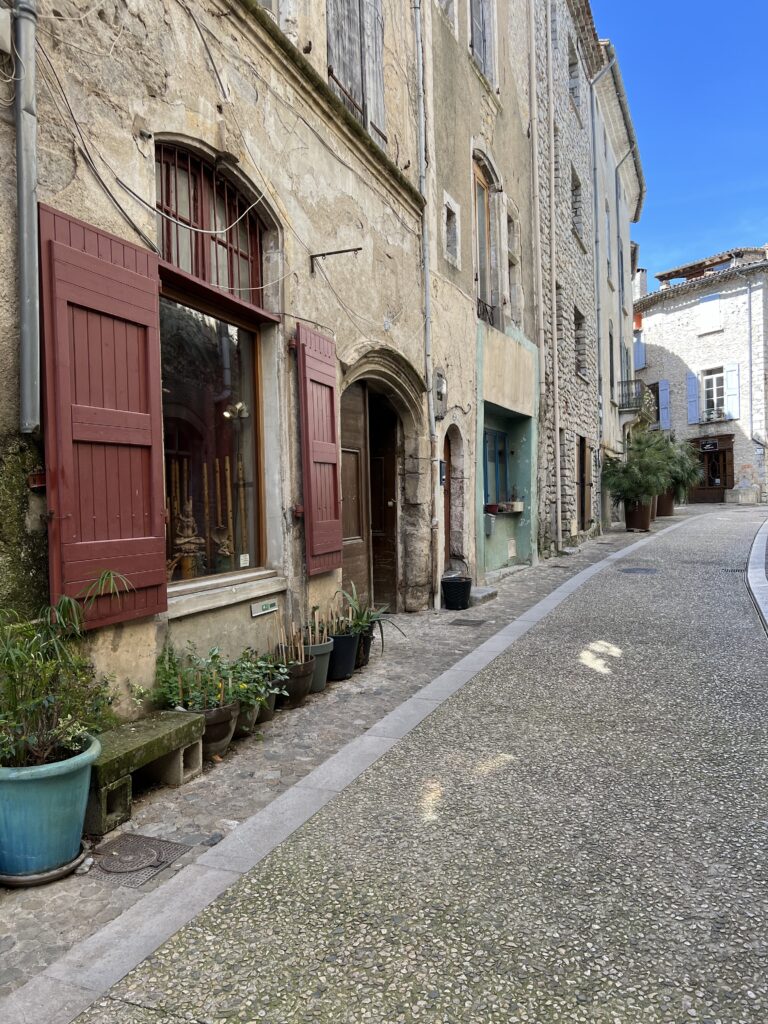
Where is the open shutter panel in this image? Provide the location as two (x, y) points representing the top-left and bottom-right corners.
(725, 362), (740, 420)
(296, 324), (343, 575)
(686, 371), (700, 425)
(40, 205), (167, 628)
(658, 379), (671, 430)
(633, 334), (646, 370)
(470, 0), (484, 64)
(362, 0), (386, 148)
(327, 0), (365, 122)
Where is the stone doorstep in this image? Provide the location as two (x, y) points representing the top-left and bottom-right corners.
(84, 712), (205, 838)
(469, 586), (498, 606)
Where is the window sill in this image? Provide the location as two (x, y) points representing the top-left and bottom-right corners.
(167, 570), (287, 619)
(572, 228), (587, 254)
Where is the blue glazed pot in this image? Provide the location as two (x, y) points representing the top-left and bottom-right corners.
(0, 735), (101, 879)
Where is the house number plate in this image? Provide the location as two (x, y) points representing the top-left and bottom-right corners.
(251, 599), (278, 619)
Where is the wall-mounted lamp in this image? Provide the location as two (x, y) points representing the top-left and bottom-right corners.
(223, 401), (249, 420)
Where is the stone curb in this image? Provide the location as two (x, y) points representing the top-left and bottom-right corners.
(0, 516), (696, 1024)
(746, 516), (768, 630)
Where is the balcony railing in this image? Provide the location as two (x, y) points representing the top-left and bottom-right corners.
(477, 297), (498, 327)
(618, 379), (656, 422)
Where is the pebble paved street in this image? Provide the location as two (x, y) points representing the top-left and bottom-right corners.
(13, 507), (768, 1023)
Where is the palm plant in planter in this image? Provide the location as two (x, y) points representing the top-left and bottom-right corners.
(602, 429), (674, 531)
(0, 595), (114, 885)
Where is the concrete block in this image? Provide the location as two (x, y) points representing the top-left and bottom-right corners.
(469, 586), (498, 606)
(151, 739), (203, 787)
(84, 774), (131, 837)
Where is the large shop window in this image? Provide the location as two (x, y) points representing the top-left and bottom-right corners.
(160, 299), (259, 581)
(483, 428), (510, 504)
(155, 146), (274, 585)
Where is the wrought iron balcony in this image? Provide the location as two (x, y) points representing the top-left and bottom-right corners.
(618, 379), (656, 422)
(477, 297), (498, 327)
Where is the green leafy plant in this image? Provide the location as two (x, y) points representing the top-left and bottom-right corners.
(336, 583), (405, 653)
(230, 649), (288, 707)
(0, 596), (115, 769)
(602, 428), (674, 507)
(153, 643), (288, 712)
(668, 439), (703, 502)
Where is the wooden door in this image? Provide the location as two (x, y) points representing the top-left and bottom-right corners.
(443, 434), (452, 563)
(340, 383), (371, 602)
(368, 392), (398, 609)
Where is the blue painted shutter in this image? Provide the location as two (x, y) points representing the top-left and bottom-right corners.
(633, 334), (646, 370)
(725, 362), (740, 420)
(658, 379), (671, 430)
(686, 371), (700, 424)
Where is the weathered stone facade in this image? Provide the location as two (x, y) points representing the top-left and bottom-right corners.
(0, 0), (641, 706)
(635, 253), (768, 504)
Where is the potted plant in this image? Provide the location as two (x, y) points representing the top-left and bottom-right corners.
(303, 609), (334, 693)
(229, 650), (287, 737)
(276, 625), (315, 708)
(153, 643), (240, 759)
(658, 439), (702, 515)
(256, 653), (289, 723)
(602, 429), (674, 531)
(0, 595), (114, 885)
(339, 584), (405, 670)
(326, 602), (360, 681)
(441, 557), (472, 611)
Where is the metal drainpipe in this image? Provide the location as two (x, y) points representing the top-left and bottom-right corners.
(735, 270), (754, 442)
(413, 0), (439, 608)
(544, 0), (562, 550)
(614, 144), (634, 420)
(529, 0), (545, 395)
(15, 0), (40, 435)
(589, 58), (615, 467)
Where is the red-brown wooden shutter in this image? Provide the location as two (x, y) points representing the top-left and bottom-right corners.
(40, 205), (167, 628)
(296, 324), (343, 575)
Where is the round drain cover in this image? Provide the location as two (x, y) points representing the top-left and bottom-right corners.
(98, 844), (162, 873)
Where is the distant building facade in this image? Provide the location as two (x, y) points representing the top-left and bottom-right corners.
(634, 248), (768, 503)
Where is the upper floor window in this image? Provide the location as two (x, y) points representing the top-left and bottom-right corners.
(571, 167), (583, 241)
(608, 321), (615, 398)
(568, 39), (580, 110)
(698, 293), (722, 335)
(155, 145), (264, 304)
(474, 158), (500, 326)
(506, 213), (523, 328)
(703, 366), (725, 413)
(326, 0), (386, 148)
(443, 192), (461, 269)
(470, 0), (494, 81)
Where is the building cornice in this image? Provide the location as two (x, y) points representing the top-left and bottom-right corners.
(635, 260), (768, 313)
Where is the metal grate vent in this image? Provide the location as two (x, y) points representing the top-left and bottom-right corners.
(91, 833), (190, 888)
(619, 567), (658, 575)
(450, 618), (486, 627)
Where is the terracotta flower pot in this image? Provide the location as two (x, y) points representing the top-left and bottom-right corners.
(201, 702), (239, 759)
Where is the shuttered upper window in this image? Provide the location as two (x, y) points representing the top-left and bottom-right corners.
(155, 145), (264, 304)
(326, 0), (386, 149)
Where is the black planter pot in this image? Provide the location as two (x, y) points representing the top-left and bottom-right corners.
(276, 658), (315, 709)
(256, 692), (277, 724)
(355, 629), (374, 670)
(441, 575), (472, 611)
(327, 633), (360, 681)
(201, 702), (240, 759)
(233, 703), (259, 739)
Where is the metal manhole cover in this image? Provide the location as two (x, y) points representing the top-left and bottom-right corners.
(91, 833), (190, 888)
(619, 567), (658, 575)
(450, 618), (486, 627)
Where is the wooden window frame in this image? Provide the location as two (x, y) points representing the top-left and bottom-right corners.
(474, 161), (495, 324)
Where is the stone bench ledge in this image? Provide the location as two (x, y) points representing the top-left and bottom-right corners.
(93, 711), (205, 787)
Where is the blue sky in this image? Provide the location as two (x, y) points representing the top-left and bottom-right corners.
(590, 1), (768, 286)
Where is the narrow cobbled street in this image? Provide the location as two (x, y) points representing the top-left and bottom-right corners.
(55, 506), (766, 1023)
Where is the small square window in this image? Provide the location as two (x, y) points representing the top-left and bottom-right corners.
(443, 192), (460, 269)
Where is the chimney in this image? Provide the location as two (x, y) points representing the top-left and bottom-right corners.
(633, 268), (648, 300)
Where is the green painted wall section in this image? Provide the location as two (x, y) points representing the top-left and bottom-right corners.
(475, 324), (539, 576)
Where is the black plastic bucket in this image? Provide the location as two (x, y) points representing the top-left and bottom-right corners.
(327, 633), (360, 681)
(441, 575), (472, 611)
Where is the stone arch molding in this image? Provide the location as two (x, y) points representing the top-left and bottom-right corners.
(341, 348), (431, 610)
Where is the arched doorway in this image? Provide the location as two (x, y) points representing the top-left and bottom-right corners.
(443, 424), (465, 569)
(340, 349), (430, 611)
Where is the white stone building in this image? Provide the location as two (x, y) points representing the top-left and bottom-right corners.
(634, 248), (768, 503)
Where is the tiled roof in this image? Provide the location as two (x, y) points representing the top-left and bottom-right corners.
(657, 247), (766, 281)
(634, 259), (768, 313)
